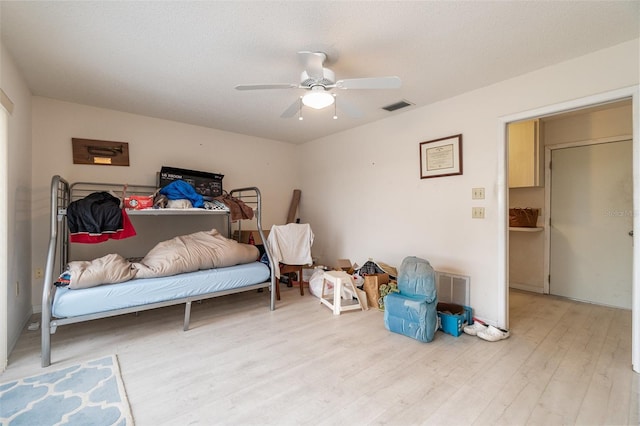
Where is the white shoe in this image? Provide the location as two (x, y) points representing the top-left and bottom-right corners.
(477, 325), (510, 342)
(463, 322), (487, 336)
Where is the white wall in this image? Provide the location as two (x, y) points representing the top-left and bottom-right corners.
(543, 102), (633, 144)
(30, 98), (298, 308)
(508, 187), (545, 293)
(299, 39), (639, 325)
(1, 42), (33, 367)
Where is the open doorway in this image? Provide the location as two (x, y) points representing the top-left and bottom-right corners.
(508, 100), (633, 303)
(498, 87), (639, 373)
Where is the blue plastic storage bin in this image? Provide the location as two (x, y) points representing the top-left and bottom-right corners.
(437, 303), (472, 337)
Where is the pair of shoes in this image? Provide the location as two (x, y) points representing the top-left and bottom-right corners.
(463, 322), (487, 336)
(477, 325), (510, 342)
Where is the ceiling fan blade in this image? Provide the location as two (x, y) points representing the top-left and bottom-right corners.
(335, 76), (401, 90)
(336, 96), (363, 119)
(280, 98), (301, 118)
(235, 84), (297, 91)
(298, 51), (326, 80)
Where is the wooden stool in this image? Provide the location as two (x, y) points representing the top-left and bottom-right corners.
(320, 271), (364, 315)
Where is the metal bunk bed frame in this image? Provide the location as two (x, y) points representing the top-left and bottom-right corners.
(41, 175), (275, 367)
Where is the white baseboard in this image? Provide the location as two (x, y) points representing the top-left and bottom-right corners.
(471, 315), (497, 327)
(509, 282), (544, 294)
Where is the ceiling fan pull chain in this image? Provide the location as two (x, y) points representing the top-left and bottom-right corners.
(298, 97), (303, 121)
(333, 94), (338, 120)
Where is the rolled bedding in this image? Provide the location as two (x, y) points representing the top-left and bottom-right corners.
(60, 229), (260, 289)
(132, 228), (259, 279)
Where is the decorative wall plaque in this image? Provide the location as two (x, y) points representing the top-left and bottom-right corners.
(72, 138), (130, 166)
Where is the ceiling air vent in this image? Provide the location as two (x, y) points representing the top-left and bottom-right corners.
(382, 99), (414, 112)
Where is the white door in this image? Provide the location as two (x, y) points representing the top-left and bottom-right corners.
(549, 140), (633, 309)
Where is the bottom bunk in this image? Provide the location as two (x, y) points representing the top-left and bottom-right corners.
(41, 176), (276, 367)
(52, 262), (270, 319)
(43, 262), (272, 366)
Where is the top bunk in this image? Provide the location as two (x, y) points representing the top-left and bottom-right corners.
(63, 179), (230, 216)
(47, 175), (271, 273)
(50, 176), (267, 232)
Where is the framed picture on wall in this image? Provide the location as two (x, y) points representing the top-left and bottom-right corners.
(419, 134), (463, 179)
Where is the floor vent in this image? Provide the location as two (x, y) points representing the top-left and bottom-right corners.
(436, 271), (470, 306)
(382, 99), (414, 112)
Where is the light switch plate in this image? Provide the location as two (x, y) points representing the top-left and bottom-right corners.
(472, 207), (485, 219)
(472, 187), (485, 199)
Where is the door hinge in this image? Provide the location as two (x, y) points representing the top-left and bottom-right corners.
(548, 274), (551, 284)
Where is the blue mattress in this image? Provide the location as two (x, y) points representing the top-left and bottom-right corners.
(52, 261), (270, 318)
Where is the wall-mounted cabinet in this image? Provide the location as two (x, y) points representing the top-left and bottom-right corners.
(508, 119), (544, 188)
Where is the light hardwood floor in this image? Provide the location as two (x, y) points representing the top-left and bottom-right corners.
(3, 288), (639, 425)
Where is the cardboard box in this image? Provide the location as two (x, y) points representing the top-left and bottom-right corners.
(336, 259), (353, 273)
(233, 230), (269, 245)
(158, 166), (224, 198)
(436, 302), (473, 337)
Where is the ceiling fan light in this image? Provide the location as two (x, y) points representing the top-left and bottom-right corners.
(302, 90), (334, 109)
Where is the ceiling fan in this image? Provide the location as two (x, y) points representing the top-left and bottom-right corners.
(234, 51), (401, 119)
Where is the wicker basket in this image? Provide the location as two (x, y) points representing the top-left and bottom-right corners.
(509, 208), (539, 227)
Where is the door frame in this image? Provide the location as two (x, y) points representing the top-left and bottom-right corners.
(543, 136), (633, 296)
(497, 85), (640, 373)
(0, 108), (7, 372)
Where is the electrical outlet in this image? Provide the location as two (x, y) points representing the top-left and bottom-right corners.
(472, 207), (485, 219)
(35, 268), (44, 279)
(472, 187), (485, 200)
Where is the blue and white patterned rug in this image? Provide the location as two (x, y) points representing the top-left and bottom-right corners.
(0, 355), (134, 425)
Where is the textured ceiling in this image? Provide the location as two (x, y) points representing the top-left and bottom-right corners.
(1, 1), (638, 144)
